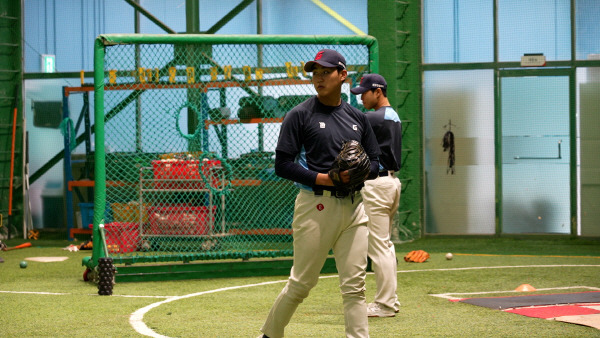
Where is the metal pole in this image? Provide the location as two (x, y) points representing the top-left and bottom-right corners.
(257, 0), (264, 152)
(63, 87), (75, 239)
(134, 0), (142, 153)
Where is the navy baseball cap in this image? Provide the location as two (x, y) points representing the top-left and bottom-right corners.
(350, 74), (387, 95)
(304, 49), (347, 72)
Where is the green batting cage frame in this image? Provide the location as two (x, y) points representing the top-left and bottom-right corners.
(82, 34), (378, 283)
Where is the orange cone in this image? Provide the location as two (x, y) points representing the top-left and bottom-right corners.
(515, 284), (536, 292)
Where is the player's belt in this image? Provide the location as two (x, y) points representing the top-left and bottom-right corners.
(378, 170), (396, 177)
(313, 188), (349, 198)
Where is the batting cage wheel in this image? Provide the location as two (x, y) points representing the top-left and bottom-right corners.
(85, 269), (99, 283)
(83, 268), (91, 281)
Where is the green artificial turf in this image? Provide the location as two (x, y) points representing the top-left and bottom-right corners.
(0, 237), (599, 337)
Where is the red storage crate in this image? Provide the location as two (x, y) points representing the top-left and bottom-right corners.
(152, 159), (221, 189)
(147, 205), (216, 236)
(104, 222), (139, 253)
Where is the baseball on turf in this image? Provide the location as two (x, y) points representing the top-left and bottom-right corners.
(445, 253), (453, 260)
(20, 260), (28, 268)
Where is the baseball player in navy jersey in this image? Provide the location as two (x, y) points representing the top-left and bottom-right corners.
(350, 74), (402, 318)
(258, 49), (380, 338)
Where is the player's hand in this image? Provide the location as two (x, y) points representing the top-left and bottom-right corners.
(316, 171), (350, 186)
(338, 170), (350, 184)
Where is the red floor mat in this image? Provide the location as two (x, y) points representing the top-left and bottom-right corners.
(455, 292), (600, 330)
(505, 304), (600, 319)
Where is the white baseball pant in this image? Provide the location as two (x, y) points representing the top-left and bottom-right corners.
(362, 174), (402, 312)
(261, 189), (369, 338)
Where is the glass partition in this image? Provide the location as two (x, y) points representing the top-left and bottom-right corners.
(424, 70), (495, 234)
(577, 67), (600, 236)
(500, 74), (570, 234)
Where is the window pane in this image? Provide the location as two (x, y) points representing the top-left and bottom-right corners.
(423, 0), (493, 63)
(23, 0), (136, 72)
(424, 70), (495, 234)
(501, 76), (570, 234)
(577, 68), (600, 236)
(576, 0), (600, 60)
(498, 0), (570, 61)
(25, 78), (90, 229)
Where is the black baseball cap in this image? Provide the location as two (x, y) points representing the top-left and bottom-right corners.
(304, 49), (347, 72)
(350, 74), (387, 95)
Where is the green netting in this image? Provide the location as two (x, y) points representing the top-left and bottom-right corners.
(91, 34), (377, 266)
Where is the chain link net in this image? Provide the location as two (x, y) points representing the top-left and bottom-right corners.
(97, 37), (373, 264)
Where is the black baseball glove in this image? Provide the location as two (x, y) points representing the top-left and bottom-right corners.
(328, 140), (371, 200)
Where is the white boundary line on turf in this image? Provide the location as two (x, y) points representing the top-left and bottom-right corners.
(396, 264), (600, 273)
(129, 279), (288, 338)
(0, 290), (178, 298)
(0, 290), (69, 295)
(430, 286), (600, 300)
(129, 264), (600, 338)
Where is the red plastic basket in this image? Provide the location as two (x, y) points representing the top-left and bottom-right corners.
(147, 205), (216, 236)
(152, 159), (221, 190)
(104, 222), (139, 253)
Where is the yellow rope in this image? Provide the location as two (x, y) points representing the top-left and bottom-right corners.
(310, 0), (366, 36)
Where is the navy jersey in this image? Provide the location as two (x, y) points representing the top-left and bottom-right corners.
(276, 96), (380, 188)
(366, 106), (402, 171)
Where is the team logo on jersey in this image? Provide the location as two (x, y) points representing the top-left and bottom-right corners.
(316, 203), (324, 211)
(352, 125), (357, 130)
(319, 122), (325, 128)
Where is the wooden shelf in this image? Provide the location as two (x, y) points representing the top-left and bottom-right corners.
(70, 228), (92, 238)
(105, 78), (311, 92)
